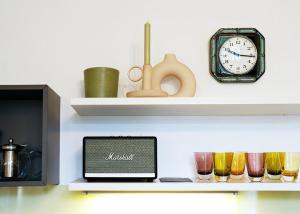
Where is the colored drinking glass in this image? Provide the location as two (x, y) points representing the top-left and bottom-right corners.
(246, 153), (266, 182)
(230, 152), (245, 179)
(266, 152), (284, 180)
(282, 152), (300, 182)
(213, 152), (233, 182)
(194, 152), (213, 180)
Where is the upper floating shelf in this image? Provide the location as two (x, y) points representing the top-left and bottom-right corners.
(70, 97), (300, 116)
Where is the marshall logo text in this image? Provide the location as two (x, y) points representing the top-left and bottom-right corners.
(104, 152), (135, 161)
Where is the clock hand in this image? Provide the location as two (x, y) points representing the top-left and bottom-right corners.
(239, 53), (256, 58)
(226, 49), (239, 56)
(226, 49), (256, 58)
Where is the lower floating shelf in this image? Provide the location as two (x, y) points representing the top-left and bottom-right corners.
(69, 178), (300, 192)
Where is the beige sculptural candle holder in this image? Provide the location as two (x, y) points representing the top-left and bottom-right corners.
(152, 53), (196, 97)
(127, 23), (196, 97)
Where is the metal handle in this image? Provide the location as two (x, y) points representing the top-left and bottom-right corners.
(128, 66), (143, 82)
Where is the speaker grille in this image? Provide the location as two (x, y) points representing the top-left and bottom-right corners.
(85, 138), (155, 173)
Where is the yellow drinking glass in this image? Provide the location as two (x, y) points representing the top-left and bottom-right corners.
(213, 152), (233, 182)
(266, 152), (285, 180)
(282, 152), (300, 182)
(230, 152), (245, 179)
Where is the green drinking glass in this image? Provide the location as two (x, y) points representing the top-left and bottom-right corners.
(266, 152), (284, 180)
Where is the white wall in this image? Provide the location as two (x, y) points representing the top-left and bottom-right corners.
(1, 0), (300, 185)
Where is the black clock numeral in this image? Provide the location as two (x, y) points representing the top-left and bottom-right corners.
(230, 65), (233, 68)
(247, 47), (251, 50)
(236, 40), (240, 44)
(224, 60), (229, 63)
(225, 48), (229, 51)
(230, 43), (234, 46)
(224, 54), (227, 57)
(244, 42), (246, 46)
(248, 60), (251, 63)
(243, 65), (247, 68)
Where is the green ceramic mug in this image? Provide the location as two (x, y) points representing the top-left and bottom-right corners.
(84, 67), (119, 97)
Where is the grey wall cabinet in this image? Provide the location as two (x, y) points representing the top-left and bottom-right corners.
(0, 85), (60, 186)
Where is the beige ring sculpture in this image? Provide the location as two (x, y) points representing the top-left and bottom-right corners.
(151, 54), (196, 97)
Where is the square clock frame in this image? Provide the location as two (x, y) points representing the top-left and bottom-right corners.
(210, 28), (265, 83)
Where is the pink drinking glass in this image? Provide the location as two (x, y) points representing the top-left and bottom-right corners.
(246, 153), (266, 182)
(194, 152), (213, 180)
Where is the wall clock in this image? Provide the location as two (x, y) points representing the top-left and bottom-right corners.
(210, 28), (265, 83)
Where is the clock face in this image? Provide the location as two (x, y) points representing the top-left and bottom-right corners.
(219, 36), (258, 75)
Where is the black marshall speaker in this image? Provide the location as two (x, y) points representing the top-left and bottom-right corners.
(83, 136), (157, 182)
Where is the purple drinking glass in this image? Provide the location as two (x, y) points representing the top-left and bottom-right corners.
(246, 153), (266, 182)
(194, 152), (213, 180)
